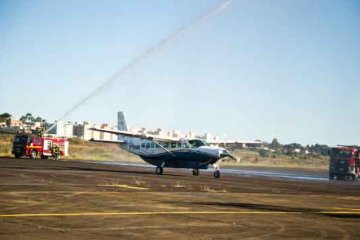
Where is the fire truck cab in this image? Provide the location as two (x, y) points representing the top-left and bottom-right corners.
(12, 134), (69, 159)
(329, 146), (359, 180)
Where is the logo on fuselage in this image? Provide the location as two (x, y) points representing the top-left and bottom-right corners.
(129, 143), (141, 150)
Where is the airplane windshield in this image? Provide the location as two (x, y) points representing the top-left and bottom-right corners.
(188, 139), (208, 148)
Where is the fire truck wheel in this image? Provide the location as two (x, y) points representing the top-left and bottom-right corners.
(30, 150), (37, 159)
(14, 154), (21, 159)
(329, 173), (334, 180)
(351, 174), (357, 181)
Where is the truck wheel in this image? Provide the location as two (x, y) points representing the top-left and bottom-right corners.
(30, 150), (37, 159)
(14, 154), (21, 159)
(351, 174), (357, 181)
(329, 173), (334, 180)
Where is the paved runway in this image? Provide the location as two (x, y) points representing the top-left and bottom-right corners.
(0, 158), (359, 239)
(95, 161), (329, 181)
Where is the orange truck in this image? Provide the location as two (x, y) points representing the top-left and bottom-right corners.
(329, 145), (359, 180)
(12, 134), (69, 159)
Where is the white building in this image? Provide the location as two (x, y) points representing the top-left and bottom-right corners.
(73, 122), (100, 140)
(64, 122), (74, 138)
(46, 121), (65, 136)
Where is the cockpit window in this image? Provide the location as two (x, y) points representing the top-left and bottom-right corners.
(188, 139), (207, 148)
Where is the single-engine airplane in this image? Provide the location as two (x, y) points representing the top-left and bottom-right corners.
(90, 115), (238, 178)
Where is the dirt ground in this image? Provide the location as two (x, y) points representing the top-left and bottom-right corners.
(0, 158), (359, 239)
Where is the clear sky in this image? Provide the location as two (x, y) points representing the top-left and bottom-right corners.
(0, 0), (359, 146)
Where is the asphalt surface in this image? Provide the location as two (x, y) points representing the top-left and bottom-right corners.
(0, 158), (359, 239)
(95, 161), (329, 181)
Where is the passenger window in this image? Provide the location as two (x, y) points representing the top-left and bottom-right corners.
(164, 143), (169, 148)
(177, 143), (182, 148)
(141, 143), (145, 148)
(150, 143), (155, 148)
(171, 142), (176, 148)
(146, 143), (150, 149)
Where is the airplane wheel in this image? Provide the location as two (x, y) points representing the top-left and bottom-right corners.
(213, 170), (220, 179)
(156, 167), (163, 175)
(192, 169), (199, 176)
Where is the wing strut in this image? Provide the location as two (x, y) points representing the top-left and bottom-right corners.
(149, 138), (176, 158)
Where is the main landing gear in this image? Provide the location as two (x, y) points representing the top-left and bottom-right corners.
(155, 166), (163, 175)
(192, 169), (199, 176)
(213, 170), (220, 179)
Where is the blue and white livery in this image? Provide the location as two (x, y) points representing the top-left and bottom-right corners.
(90, 128), (238, 178)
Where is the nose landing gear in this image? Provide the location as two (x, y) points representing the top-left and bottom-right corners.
(212, 161), (222, 179)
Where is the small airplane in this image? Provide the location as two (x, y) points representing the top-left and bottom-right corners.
(90, 114), (238, 178)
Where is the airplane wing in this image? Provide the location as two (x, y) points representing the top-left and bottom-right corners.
(89, 138), (125, 144)
(89, 127), (180, 142)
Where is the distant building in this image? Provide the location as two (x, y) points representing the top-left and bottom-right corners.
(6, 118), (22, 127)
(64, 122), (74, 138)
(46, 121), (65, 136)
(73, 122), (99, 140)
(99, 123), (117, 141)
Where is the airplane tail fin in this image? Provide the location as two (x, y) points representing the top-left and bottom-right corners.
(117, 111), (128, 131)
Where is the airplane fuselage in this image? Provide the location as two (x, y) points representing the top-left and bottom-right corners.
(120, 137), (227, 170)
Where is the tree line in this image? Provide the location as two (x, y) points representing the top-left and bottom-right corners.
(269, 138), (331, 156)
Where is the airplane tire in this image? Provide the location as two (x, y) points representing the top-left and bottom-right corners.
(192, 169), (199, 176)
(156, 167), (163, 175)
(213, 170), (220, 179)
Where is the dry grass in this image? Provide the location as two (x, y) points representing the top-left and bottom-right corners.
(0, 134), (14, 157)
(222, 149), (329, 170)
(67, 139), (142, 163)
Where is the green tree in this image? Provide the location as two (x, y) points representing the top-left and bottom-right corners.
(258, 149), (269, 157)
(0, 113), (11, 118)
(20, 113), (35, 123)
(270, 138), (281, 150)
(35, 117), (43, 122)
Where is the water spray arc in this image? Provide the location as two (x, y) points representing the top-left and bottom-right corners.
(45, 0), (232, 133)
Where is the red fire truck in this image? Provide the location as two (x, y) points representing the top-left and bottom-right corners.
(329, 145), (359, 180)
(12, 134), (69, 159)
